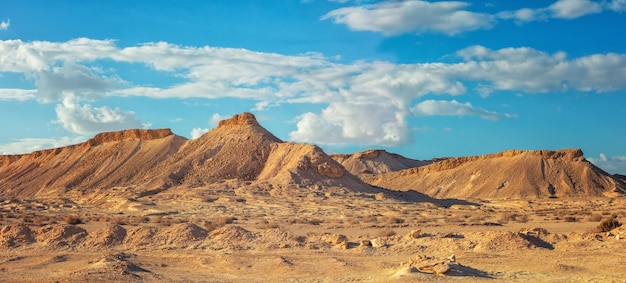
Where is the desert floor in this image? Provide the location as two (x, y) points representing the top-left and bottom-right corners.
(1, 191), (625, 282)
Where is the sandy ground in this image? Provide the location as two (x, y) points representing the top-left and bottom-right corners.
(1, 193), (626, 282)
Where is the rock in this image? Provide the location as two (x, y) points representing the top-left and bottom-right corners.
(359, 240), (372, 247)
(405, 229), (422, 239)
(217, 112), (260, 128)
(418, 261), (450, 275)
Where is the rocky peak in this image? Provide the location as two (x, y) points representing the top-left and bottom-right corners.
(217, 112), (260, 128)
(86, 129), (174, 146)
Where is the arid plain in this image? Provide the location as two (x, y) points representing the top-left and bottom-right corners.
(1, 113), (625, 282)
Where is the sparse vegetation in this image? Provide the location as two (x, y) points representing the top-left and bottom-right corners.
(64, 215), (83, 225)
(594, 216), (622, 233)
(500, 212), (529, 223)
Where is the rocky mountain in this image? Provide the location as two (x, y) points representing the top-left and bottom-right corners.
(1, 113), (624, 202)
(0, 113), (373, 202)
(0, 129), (186, 199)
(365, 148), (626, 199)
(331, 149), (431, 175)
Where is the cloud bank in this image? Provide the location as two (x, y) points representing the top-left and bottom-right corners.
(323, 0), (626, 35)
(0, 38), (625, 146)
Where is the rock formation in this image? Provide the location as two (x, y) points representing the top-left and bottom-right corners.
(366, 148), (626, 199)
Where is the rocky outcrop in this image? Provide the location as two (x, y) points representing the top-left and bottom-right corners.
(86, 129), (174, 146)
(217, 112), (260, 128)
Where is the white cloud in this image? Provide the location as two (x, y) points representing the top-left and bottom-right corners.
(0, 136), (86, 155)
(0, 89), (37, 101)
(323, 0), (622, 36)
(54, 94), (142, 135)
(588, 153), (626, 175)
(290, 99), (412, 146)
(190, 127), (210, 139)
(548, 0), (602, 19)
(456, 46), (626, 93)
(411, 100), (515, 120)
(36, 62), (122, 102)
(0, 19), (9, 31)
(1, 38), (626, 146)
(321, 1), (494, 35)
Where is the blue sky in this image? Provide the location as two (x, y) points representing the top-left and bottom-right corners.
(1, 0), (625, 174)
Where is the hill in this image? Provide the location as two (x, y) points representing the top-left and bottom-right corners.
(0, 113), (374, 201)
(331, 149), (431, 175)
(365, 148), (626, 199)
(0, 129), (186, 199)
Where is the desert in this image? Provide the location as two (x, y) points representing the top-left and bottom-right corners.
(1, 112), (625, 282)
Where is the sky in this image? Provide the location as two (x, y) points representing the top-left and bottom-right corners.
(0, 0), (625, 174)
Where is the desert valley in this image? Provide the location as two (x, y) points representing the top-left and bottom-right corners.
(1, 112), (625, 282)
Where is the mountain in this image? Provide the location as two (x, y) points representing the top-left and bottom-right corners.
(364, 149), (626, 199)
(0, 113), (373, 201)
(0, 129), (186, 199)
(331, 150), (431, 175)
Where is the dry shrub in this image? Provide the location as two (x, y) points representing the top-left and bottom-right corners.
(500, 212), (529, 223)
(64, 215), (83, 225)
(382, 216), (405, 225)
(594, 217), (622, 233)
(204, 216), (236, 231)
(563, 216), (578, 222)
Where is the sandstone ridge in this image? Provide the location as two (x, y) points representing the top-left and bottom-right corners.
(217, 112), (260, 128)
(86, 128), (174, 146)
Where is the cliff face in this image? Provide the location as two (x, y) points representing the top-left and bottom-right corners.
(366, 149), (626, 199)
(86, 129), (174, 146)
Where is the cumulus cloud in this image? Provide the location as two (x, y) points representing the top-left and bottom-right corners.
(54, 94), (142, 135)
(0, 19), (9, 31)
(0, 136), (86, 155)
(499, 0), (624, 23)
(36, 62), (122, 102)
(290, 100), (412, 146)
(190, 127), (210, 139)
(323, 0), (623, 35)
(456, 45), (626, 93)
(411, 100), (514, 120)
(548, 0), (602, 19)
(588, 153), (626, 175)
(321, 1), (494, 35)
(1, 38), (626, 146)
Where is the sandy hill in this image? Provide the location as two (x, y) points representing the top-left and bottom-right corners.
(331, 149), (431, 175)
(0, 129), (186, 198)
(0, 113), (373, 201)
(365, 148), (626, 199)
(148, 112), (374, 196)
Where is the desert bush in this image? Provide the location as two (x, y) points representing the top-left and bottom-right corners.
(500, 212), (528, 223)
(563, 216), (578, 222)
(382, 216), (405, 225)
(64, 215), (83, 225)
(594, 217), (622, 233)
